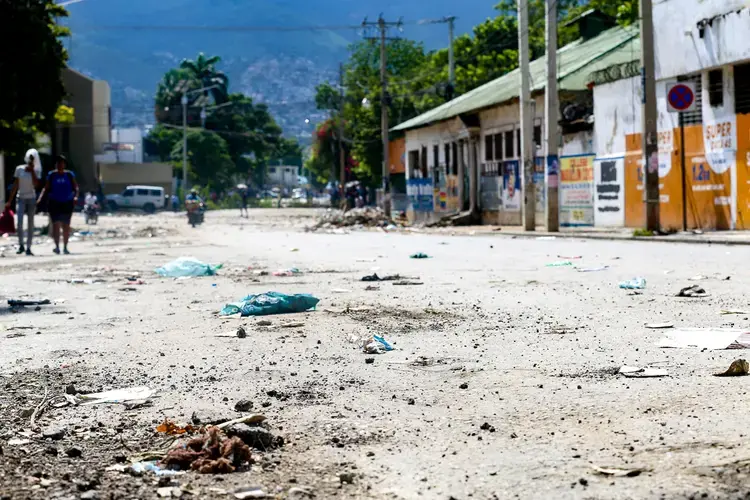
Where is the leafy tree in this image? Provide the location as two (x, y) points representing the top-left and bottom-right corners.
(143, 124), (181, 162)
(179, 53), (229, 104)
(170, 130), (234, 190)
(0, 0), (69, 154)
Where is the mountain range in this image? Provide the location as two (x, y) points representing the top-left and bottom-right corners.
(62, 0), (497, 140)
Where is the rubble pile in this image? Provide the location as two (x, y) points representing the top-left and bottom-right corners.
(308, 207), (400, 231)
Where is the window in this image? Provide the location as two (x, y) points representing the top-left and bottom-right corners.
(484, 135), (493, 162)
(451, 142), (458, 175)
(493, 133), (503, 160)
(708, 69), (723, 108)
(408, 150), (420, 177)
(444, 144), (451, 171)
(735, 63), (750, 115)
(269, 167), (276, 173)
(433, 145), (440, 183)
(504, 131), (514, 159)
(150, 189), (162, 196)
(516, 130), (521, 157)
(533, 125), (542, 150)
(420, 146), (428, 178)
(136, 189), (148, 196)
(123, 189), (134, 197)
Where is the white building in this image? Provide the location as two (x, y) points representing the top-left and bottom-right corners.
(267, 165), (300, 188)
(94, 128), (144, 164)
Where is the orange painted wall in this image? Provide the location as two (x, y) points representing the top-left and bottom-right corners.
(683, 125), (732, 230)
(736, 114), (750, 229)
(389, 138), (406, 174)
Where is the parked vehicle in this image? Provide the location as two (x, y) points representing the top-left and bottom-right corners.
(84, 202), (99, 225)
(186, 199), (205, 227)
(106, 185), (165, 213)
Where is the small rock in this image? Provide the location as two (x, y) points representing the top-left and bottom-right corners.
(43, 427), (66, 441)
(191, 411), (230, 426)
(80, 491), (99, 500)
(65, 384), (77, 395)
(510, 432), (518, 439)
(20, 408), (34, 418)
(288, 486), (315, 498)
(235, 399), (254, 412)
(44, 446), (59, 456)
(236, 326), (247, 339)
(407, 398), (415, 405)
(339, 472), (356, 485)
(459, 383), (468, 390)
(366, 451), (375, 457)
(65, 447), (83, 458)
(365, 358), (374, 364)
(579, 478), (588, 487)
(225, 424), (276, 449)
(257, 320), (272, 327)
(479, 422), (495, 432)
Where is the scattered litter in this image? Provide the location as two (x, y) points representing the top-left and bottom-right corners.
(76, 386), (155, 405)
(677, 285), (707, 298)
(272, 268), (301, 277)
(361, 273), (381, 282)
(156, 257), (222, 278)
(7, 438), (31, 446)
(309, 207), (398, 231)
(234, 487), (268, 499)
(410, 252), (430, 259)
(130, 461), (185, 477)
(392, 281), (424, 286)
(215, 326), (247, 339)
(363, 335), (393, 354)
(220, 292), (319, 317)
(157, 487), (182, 498)
(619, 366), (669, 378)
(161, 426), (252, 474)
(6, 332), (26, 338)
(689, 275), (708, 281)
(69, 278), (103, 285)
(592, 465), (646, 477)
(545, 260), (572, 267)
(721, 310), (750, 315)
(156, 419), (196, 436)
(360, 273), (413, 282)
(236, 326), (247, 338)
(576, 266), (609, 272)
(645, 322), (674, 329)
(714, 359), (750, 377)
(619, 278), (646, 289)
(278, 322), (304, 329)
(365, 285), (380, 291)
(558, 255), (582, 260)
(8, 299), (51, 308)
(331, 288), (351, 294)
(657, 329), (750, 350)
(545, 327), (574, 335)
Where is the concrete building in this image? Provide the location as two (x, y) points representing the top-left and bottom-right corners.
(392, 12), (638, 226)
(267, 165), (300, 188)
(55, 68), (111, 191)
(95, 128), (144, 164)
(590, 0), (750, 230)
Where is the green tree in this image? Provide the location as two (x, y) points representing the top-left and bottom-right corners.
(170, 130), (234, 189)
(143, 124), (181, 162)
(179, 53), (229, 104)
(0, 0), (69, 154)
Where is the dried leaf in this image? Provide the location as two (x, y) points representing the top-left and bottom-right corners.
(156, 419), (196, 436)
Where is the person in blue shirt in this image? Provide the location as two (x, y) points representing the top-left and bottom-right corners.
(186, 188), (202, 203)
(38, 155), (78, 255)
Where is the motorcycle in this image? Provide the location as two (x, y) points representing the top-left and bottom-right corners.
(84, 203), (99, 225)
(186, 199), (205, 227)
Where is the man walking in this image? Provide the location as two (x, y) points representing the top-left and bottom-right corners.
(5, 149), (41, 255)
(38, 155), (78, 255)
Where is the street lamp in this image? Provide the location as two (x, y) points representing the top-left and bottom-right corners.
(179, 83), (221, 197)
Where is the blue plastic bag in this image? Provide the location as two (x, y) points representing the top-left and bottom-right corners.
(220, 292), (320, 317)
(155, 257), (222, 278)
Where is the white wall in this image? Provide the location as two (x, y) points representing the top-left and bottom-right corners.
(653, 0), (750, 80)
(267, 165), (299, 187)
(112, 128), (144, 163)
(403, 118), (467, 177)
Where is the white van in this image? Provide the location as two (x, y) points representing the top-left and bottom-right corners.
(106, 185), (165, 213)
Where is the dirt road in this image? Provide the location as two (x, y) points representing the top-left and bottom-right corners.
(1, 209), (749, 499)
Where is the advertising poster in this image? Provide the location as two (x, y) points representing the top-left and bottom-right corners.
(533, 157), (545, 214)
(502, 160), (521, 211)
(594, 157), (625, 226)
(560, 155), (595, 226)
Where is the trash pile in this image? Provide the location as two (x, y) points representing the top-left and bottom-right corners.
(156, 257), (222, 278)
(161, 426), (252, 474)
(308, 207), (399, 231)
(220, 292), (320, 317)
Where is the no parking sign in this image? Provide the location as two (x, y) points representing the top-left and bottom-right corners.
(666, 81), (697, 113)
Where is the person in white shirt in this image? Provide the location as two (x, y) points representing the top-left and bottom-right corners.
(85, 192), (97, 207)
(5, 149), (41, 255)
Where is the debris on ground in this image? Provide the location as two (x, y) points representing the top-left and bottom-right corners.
(331, 288), (351, 294)
(619, 278), (646, 289)
(576, 266), (609, 272)
(129, 461), (185, 476)
(721, 309), (750, 315)
(591, 465), (646, 477)
(677, 285), (707, 298)
(392, 281), (424, 286)
(410, 252), (430, 259)
(311, 207), (399, 230)
(360, 273), (415, 282)
(714, 359), (750, 377)
(8, 298), (51, 308)
(365, 285), (380, 291)
(545, 260), (572, 267)
(161, 426), (252, 474)
(76, 386), (155, 405)
(225, 423), (281, 450)
(233, 486), (268, 499)
(156, 257), (222, 278)
(272, 268), (301, 277)
(220, 292), (320, 317)
(645, 322), (674, 329)
(618, 366), (669, 378)
(156, 419), (196, 436)
(656, 329), (750, 350)
(234, 400), (254, 412)
(362, 335), (394, 354)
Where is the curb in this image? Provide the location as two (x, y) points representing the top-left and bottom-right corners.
(493, 231), (750, 246)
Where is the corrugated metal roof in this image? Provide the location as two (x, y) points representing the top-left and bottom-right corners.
(392, 25), (639, 132)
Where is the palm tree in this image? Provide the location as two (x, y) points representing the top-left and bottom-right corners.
(179, 53), (229, 104)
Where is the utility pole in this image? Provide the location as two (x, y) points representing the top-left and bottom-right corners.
(640, 0), (660, 232)
(447, 16), (456, 100)
(518, 0), (535, 231)
(544, 0), (559, 232)
(338, 62), (346, 191)
(181, 93), (188, 197)
(363, 15), (402, 216)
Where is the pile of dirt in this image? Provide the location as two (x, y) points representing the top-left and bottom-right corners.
(308, 208), (400, 231)
(162, 426), (253, 474)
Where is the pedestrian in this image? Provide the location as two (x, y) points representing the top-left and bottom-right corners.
(38, 155), (78, 255)
(5, 149), (42, 255)
(240, 187), (249, 217)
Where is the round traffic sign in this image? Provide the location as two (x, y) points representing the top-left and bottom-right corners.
(668, 84), (695, 111)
